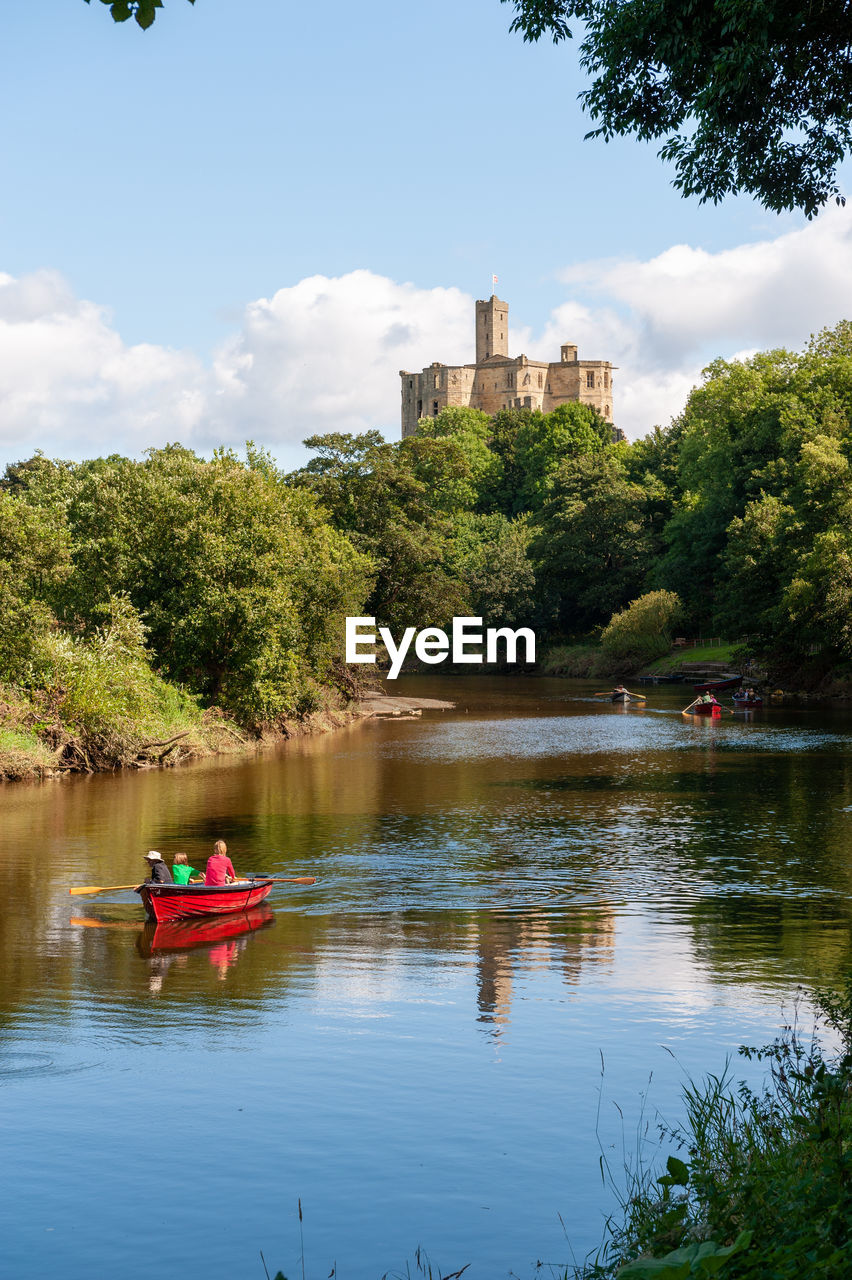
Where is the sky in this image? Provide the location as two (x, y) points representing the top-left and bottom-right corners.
(2, 0), (851, 470)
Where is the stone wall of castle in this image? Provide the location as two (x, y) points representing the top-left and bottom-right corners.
(400, 296), (615, 437)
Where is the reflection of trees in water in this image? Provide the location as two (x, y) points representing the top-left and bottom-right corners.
(3, 705), (852, 1031)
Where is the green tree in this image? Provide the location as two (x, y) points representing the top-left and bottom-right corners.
(83, 0), (193, 30)
(451, 512), (536, 627)
(0, 490), (70, 684)
(532, 452), (654, 633)
(504, 0), (852, 216)
(294, 431), (470, 630)
(45, 444), (370, 728)
(513, 402), (611, 512)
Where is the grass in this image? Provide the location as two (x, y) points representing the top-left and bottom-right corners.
(564, 977), (852, 1280)
(0, 724), (56, 780)
(643, 643), (737, 672)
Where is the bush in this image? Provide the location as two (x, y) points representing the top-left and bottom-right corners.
(600, 591), (683, 668)
(575, 977), (852, 1279)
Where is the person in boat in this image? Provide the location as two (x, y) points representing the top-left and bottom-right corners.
(205, 839), (239, 886)
(137, 849), (172, 888)
(171, 852), (199, 885)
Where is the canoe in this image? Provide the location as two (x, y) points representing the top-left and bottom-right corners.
(136, 877), (274, 923)
(692, 675), (743, 693)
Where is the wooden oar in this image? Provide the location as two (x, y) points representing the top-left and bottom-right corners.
(69, 883), (140, 896)
(250, 876), (316, 885)
(70, 916), (144, 930)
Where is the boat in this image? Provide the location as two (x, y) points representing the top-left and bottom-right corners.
(136, 877), (275, 923)
(684, 701), (722, 718)
(692, 675), (743, 693)
(612, 691), (630, 703)
(732, 694), (763, 708)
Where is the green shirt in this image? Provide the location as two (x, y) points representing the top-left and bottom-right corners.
(171, 864), (197, 885)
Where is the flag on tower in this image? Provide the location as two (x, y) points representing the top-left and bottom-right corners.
(492, 274), (498, 285)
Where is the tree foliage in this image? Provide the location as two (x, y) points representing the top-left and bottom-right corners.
(504, 0), (852, 216)
(83, 0), (194, 30)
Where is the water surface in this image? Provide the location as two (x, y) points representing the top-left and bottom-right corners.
(2, 677), (851, 1278)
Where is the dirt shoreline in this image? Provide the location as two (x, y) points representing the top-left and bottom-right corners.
(0, 689), (457, 786)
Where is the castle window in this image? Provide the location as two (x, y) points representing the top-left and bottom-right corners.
(432, 401), (439, 416)
(409, 380), (413, 389)
(604, 372), (609, 388)
(538, 372), (543, 388)
(586, 371), (595, 388)
(605, 405), (610, 417)
(435, 374), (440, 389)
(417, 399), (422, 417)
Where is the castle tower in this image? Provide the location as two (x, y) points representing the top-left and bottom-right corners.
(475, 295), (509, 363)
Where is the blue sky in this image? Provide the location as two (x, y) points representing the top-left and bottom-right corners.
(1, 0), (850, 466)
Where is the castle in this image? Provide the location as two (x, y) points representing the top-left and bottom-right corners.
(399, 294), (615, 437)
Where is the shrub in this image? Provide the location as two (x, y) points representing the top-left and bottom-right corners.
(600, 591), (683, 668)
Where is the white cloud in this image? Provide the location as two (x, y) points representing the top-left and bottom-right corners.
(2, 212), (852, 464)
(540, 206), (852, 434)
(204, 270), (472, 449)
(0, 269), (207, 460)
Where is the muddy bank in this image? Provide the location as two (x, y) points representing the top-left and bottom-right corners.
(0, 688), (456, 785)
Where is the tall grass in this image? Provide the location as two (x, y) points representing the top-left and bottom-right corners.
(568, 979), (852, 1279)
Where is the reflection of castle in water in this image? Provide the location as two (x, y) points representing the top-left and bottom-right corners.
(473, 909), (616, 1039)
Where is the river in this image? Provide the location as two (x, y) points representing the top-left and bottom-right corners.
(2, 676), (851, 1279)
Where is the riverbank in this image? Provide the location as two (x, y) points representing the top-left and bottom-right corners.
(571, 978), (852, 1280)
(0, 684), (455, 784)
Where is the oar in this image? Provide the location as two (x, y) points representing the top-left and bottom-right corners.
(70, 917), (144, 930)
(249, 876), (316, 885)
(69, 883), (140, 896)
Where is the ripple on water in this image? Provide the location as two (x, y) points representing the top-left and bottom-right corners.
(381, 716), (852, 762)
(0, 1049), (98, 1083)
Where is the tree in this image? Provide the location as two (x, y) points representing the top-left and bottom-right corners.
(83, 0), (193, 30)
(33, 444), (371, 727)
(504, 1), (852, 216)
(293, 431), (471, 630)
(531, 452), (655, 633)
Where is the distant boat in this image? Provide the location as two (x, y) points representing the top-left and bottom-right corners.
(689, 702), (722, 718)
(692, 675), (743, 693)
(732, 693), (763, 708)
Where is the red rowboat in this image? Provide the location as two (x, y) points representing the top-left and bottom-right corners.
(685, 702), (722, 718)
(692, 675), (743, 693)
(136, 877), (274, 923)
(733, 695), (763, 708)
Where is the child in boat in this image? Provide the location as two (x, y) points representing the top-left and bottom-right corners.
(171, 852), (199, 885)
(205, 839), (239, 886)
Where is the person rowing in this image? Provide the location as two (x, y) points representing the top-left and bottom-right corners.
(135, 849), (172, 890)
(594, 684), (644, 702)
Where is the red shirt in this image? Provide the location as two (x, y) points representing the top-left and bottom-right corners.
(205, 854), (237, 886)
